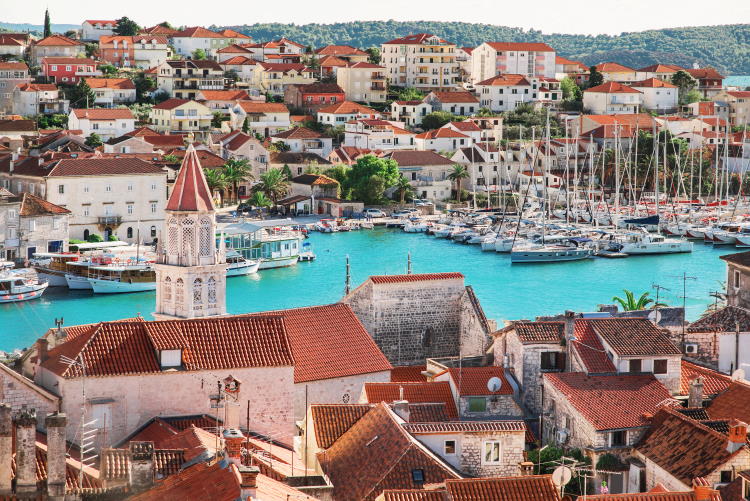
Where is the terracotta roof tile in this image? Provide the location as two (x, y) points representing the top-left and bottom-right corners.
(101, 447), (185, 480)
(173, 26), (225, 39)
(500, 321), (564, 344)
(707, 380), (750, 423)
(680, 361), (731, 397)
(381, 490), (447, 501)
(384, 34), (452, 46)
(415, 128), (469, 140)
(688, 305), (750, 332)
(15, 83), (58, 92)
(71, 108), (134, 120)
(596, 62), (636, 72)
(237, 101), (289, 114)
(586, 82), (641, 94)
(448, 121), (481, 132)
(0, 61), (28, 70)
(152, 98), (191, 110)
(363, 382), (458, 419)
(315, 45), (369, 57)
(385, 151), (453, 167)
(157, 426), (222, 462)
(404, 421), (526, 434)
(544, 372), (672, 430)
(583, 318), (680, 356)
(631, 77), (677, 89)
(35, 34), (83, 46)
(84, 78), (136, 90)
(392, 366), (428, 382)
(572, 321), (617, 373)
(166, 145), (214, 212)
(687, 68), (724, 80)
(637, 408), (745, 485)
(318, 100), (378, 115)
(291, 173), (338, 185)
(369, 273), (463, 284)
(0, 119), (36, 132)
(311, 404), (374, 449)
(428, 91), (479, 104)
(441, 367), (514, 396)
(198, 90), (250, 101)
(406, 403), (450, 423)
(445, 475), (561, 501)
(129, 460), (241, 501)
(486, 42), (554, 52)
(18, 192), (70, 216)
(47, 158), (164, 177)
(476, 74), (532, 87)
(586, 490), (707, 500)
(273, 127), (323, 139)
(15, 441), (102, 491)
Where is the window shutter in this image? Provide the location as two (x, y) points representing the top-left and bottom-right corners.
(555, 351), (566, 370)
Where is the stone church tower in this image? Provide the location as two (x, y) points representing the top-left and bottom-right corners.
(154, 145), (227, 319)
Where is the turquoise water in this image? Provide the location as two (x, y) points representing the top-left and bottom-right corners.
(0, 228), (730, 351)
(726, 76), (750, 88)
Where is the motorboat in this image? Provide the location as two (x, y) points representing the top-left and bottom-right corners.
(403, 220), (429, 233)
(88, 265), (157, 294)
(298, 242), (316, 262)
(617, 228), (693, 255)
(30, 252), (80, 287)
(0, 268), (48, 303)
(226, 250), (260, 277)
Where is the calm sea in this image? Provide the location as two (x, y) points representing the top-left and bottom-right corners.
(725, 76), (750, 89)
(0, 228), (730, 352)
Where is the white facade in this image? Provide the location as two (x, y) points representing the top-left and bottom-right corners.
(343, 121), (416, 150)
(12, 85), (69, 116)
(132, 37), (170, 69)
(67, 111), (136, 140)
(335, 64), (387, 103)
(81, 20), (116, 41)
(631, 83), (678, 113)
(390, 101), (433, 128)
(380, 34), (460, 91)
(476, 77), (537, 112)
(471, 42), (556, 84)
(583, 89), (642, 115)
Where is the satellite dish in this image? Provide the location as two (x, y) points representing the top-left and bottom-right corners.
(648, 309), (662, 324)
(487, 377), (503, 393)
(552, 466), (573, 487)
(732, 369), (746, 381)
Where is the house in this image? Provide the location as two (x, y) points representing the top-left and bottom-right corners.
(630, 78), (678, 113)
(41, 57), (100, 85)
(378, 475), (562, 501)
(170, 26), (232, 58)
(432, 366), (523, 419)
(81, 20), (116, 41)
(343, 119), (416, 151)
(423, 91), (479, 116)
(390, 100), (433, 128)
(269, 151), (331, 177)
(317, 101), (381, 125)
(229, 101), (291, 137)
(471, 42), (556, 84)
(635, 64), (685, 82)
(155, 59), (225, 100)
(85, 78), (137, 106)
(0, 61), (31, 114)
(12, 83), (68, 116)
(713, 90), (750, 128)
(68, 108), (136, 140)
(635, 408), (750, 492)
(0, 119), (37, 141)
(97, 35), (135, 67)
(444, 121), (483, 144)
(0, 33), (31, 58)
(217, 43), (254, 62)
(328, 146), (381, 166)
(583, 82), (642, 114)
(0, 190), (71, 260)
(451, 144), (508, 190)
(195, 89), (250, 114)
(464, 116), (504, 144)
(99, 35), (170, 69)
(279, 173), (365, 216)
(414, 128), (472, 152)
(336, 62), (388, 103)
(555, 56), (589, 85)
(380, 33), (460, 91)
(475, 74), (535, 112)
(721, 251), (750, 311)
(315, 45), (370, 63)
(596, 62), (638, 83)
(215, 131), (269, 179)
(271, 127), (333, 158)
(543, 372), (674, 493)
(687, 68), (725, 99)
(30, 35), (85, 66)
(140, 24), (181, 37)
(455, 47), (473, 82)
(218, 55), (258, 85)
(343, 272), (491, 365)
(254, 62), (315, 97)
(685, 305), (750, 372)
(284, 82), (345, 114)
(149, 99), (212, 135)
(384, 150), (454, 200)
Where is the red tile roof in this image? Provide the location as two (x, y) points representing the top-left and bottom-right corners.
(439, 367), (514, 396)
(311, 404), (374, 449)
(476, 74), (532, 87)
(404, 421), (526, 434)
(47, 157), (164, 177)
(363, 382), (458, 418)
(15, 83), (57, 92)
(384, 33), (451, 45)
(318, 100), (378, 115)
(498, 321), (564, 344)
(687, 68), (724, 80)
(166, 145), (215, 212)
(152, 98), (192, 110)
(35, 34), (83, 46)
(0, 61), (28, 70)
(84, 77), (136, 90)
(198, 90), (250, 101)
(217, 29), (250, 39)
(18, 192), (70, 216)
(273, 127), (323, 139)
(71, 108), (134, 120)
(101, 447), (185, 481)
(381, 491), (447, 501)
(448, 121), (481, 132)
(544, 372), (672, 430)
(42, 57), (96, 66)
(586, 81), (641, 94)
(129, 460), (241, 501)
(369, 273), (463, 284)
(157, 426), (222, 462)
(631, 77), (677, 88)
(173, 26), (225, 39)
(13, 441), (102, 492)
(237, 101), (289, 114)
(707, 380), (750, 423)
(486, 42), (555, 52)
(415, 128), (468, 140)
(316, 45), (369, 56)
(571, 320), (617, 373)
(586, 490), (708, 500)
(429, 91), (479, 104)
(728, 91), (750, 99)
(637, 64), (684, 73)
(680, 361), (731, 397)
(596, 62), (636, 73)
(581, 318), (680, 356)
(444, 475), (561, 501)
(392, 366), (428, 382)
(384, 151), (453, 166)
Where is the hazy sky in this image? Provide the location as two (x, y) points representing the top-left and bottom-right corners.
(5, 0), (750, 35)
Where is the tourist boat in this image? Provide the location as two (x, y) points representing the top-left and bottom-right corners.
(226, 250), (260, 277)
(0, 268), (48, 303)
(30, 252), (80, 287)
(403, 220), (429, 233)
(220, 221), (305, 270)
(616, 228), (693, 255)
(87, 265), (157, 294)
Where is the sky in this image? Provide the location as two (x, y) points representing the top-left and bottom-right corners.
(4, 0), (750, 35)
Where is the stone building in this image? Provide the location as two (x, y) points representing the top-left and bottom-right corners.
(0, 362), (59, 418)
(723, 251), (750, 310)
(431, 365), (524, 419)
(684, 305), (750, 372)
(343, 272), (492, 366)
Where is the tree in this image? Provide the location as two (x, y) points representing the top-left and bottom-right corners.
(448, 164), (470, 202)
(394, 175), (413, 204)
(211, 112), (225, 129)
(421, 111), (456, 130)
(84, 43), (98, 58)
(204, 168), (228, 204)
(587, 65), (604, 88)
(114, 17), (140, 36)
(249, 191), (272, 208)
(64, 30), (77, 39)
(224, 69), (239, 86)
(84, 133), (103, 148)
(671, 70), (696, 104)
(222, 158), (253, 203)
(43, 9), (51, 38)
(323, 164), (350, 198)
(347, 155), (401, 203)
(366, 47), (381, 64)
(133, 73), (156, 102)
(158, 21), (175, 30)
(86, 233), (103, 243)
(65, 79), (96, 108)
(36, 113), (68, 129)
(280, 164), (293, 181)
(192, 49), (207, 60)
(108, 234), (119, 241)
(98, 64), (118, 77)
(560, 76), (582, 100)
(242, 117), (250, 134)
(128, 103), (153, 123)
(255, 168), (290, 205)
(611, 289), (666, 311)
(684, 89), (702, 104)
(162, 154), (180, 164)
(394, 87), (424, 102)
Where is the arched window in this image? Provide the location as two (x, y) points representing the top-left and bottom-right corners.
(182, 218), (195, 260)
(127, 227), (133, 239)
(193, 278), (202, 307)
(163, 276), (172, 302)
(199, 217), (212, 257)
(207, 276), (216, 304)
(168, 218), (179, 256)
(83, 229), (90, 240)
(175, 278), (184, 307)
(150, 226), (157, 237)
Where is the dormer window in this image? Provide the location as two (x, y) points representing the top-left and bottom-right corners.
(160, 349), (182, 368)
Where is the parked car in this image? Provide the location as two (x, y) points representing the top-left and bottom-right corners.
(413, 199), (433, 207)
(363, 208), (386, 218)
(392, 209), (420, 218)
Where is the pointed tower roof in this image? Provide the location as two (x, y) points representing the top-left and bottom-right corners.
(166, 144), (215, 212)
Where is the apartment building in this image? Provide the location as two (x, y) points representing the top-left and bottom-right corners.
(149, 98), (213, 134)
(471, 42), (556, 84)
(0, 62), (31, 114)
(99, 35), (169, 69)
(583, 82), (642, 114)
(155, 59), (225, 100)
(476, 74), (536, 112)
(30, 35), (85, 66)
(714, 90), (750, 128)
(80, 20), (116, 41)
(68, 108), (136, 139)
(12, 83), (69, 116)
(381, 33), (460, 91)
(85, 78), (137, 107)
(336, 62), (387, 103)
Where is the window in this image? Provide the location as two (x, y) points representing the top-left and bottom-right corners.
(127, 227), (133, 239)
(105, 184), (111, 192)
(151, 202), (157, 213)
(91, 404), (112, 430)
(610, 430), (626, 447)
(127, 204), (134, 215)
(160, 349), (182, 367)
(721, 471), (733, 483)
(653, 359), (668, 374)
(629, 359), (642, 373)
(541, 351), (561, 370)
(411, 469), (424, 484)
(482, 441), (501, 464)
(151, 225), (156, 237)
(83, 184), (89, 193)
(151, 183), (157, 190)
(28, 220), (35, 231)
(468, 397), (486, 413)
(58, 185), (65, 194)
(735, 270), (741, 288)
(127, 182), (133, 191)
(444, 440), (456, 455)
(83, 206), (90, 216)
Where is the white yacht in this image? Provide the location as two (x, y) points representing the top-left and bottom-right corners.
(0, 268), (48, 303)
(617, 228), (693, 255)
(226, 250), (260, 277)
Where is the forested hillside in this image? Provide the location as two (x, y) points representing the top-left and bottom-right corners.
(213, 21), (750, 74)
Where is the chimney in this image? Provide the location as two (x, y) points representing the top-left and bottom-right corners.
(14, 407), (37, 494)
(392, 400), (410, 423)
(223, 429), (244, 466)
(692, 477), (718, 501)
(45, 412), (67, 500)
(563, 310), (576, 341)
(518, 461), (535, 476)
(688, 377), (704, 408)
(0, 404), (11, 494)
(37, 338), (49, 364)
(128, 441), (155, 491)
(238, 465), (259, 500)
(727, 419), (748, 453)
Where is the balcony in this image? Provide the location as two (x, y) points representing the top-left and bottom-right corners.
(371, 83), (386, 91)
(97, 216), (122, 225)
(371, 73), (385, 80)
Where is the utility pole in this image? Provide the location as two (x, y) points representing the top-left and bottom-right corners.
(678, 272), (697, 346)
(407, 252), (412, 275)
(651, 283), (671, 310)
(344, 255), (350, 296)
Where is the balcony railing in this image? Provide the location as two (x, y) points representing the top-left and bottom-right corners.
(371, 73), (385, 80)
(97, 216), (122, 225)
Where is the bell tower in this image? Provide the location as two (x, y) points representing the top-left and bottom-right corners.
(154, 144), (227, 320)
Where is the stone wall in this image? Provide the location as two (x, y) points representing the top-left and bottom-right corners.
(458, 395), (524, 419)
(680, 331), (720, 367)
(542, 378), (602, 450)
(459, 287), (492, 357)
(0, 364), (58, 424)
(344, 277), (484, 366)
(727, 264), (750, 310)
(639, 448), (750, 493)
(293, 371), (390, 422)
(458, 431), (525, 477)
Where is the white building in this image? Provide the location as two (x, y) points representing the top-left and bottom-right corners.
(12, 83), (68, 116)
(80, 20), (116, 41)
(271, 127), (333, 158)
(390, 100), (433, 128)
(423, 91), (479, 116)
(68, 108), (136, 140)
(583, 82), (642, 115)
(630, 78), (678, 113)
(84, 78), (137, 107)
(471, 42), (556, 84)
(229, 101), (291, 137)
(132, 35), (170, 68)
(316, 101), (381, 126)
(414, 127), (472, 152)
(335, 62), (387, 103)
(380, 33), (460, 91)
(171, 26), (231, 58)
(0, 189), (71, 261)
(476, 74), (536, 112)
(343, 120), (416, 150)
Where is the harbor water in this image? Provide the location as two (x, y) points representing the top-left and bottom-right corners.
(0, 228), (730, 352)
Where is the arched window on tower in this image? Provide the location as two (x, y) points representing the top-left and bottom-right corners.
(168, 218), (179, 257)
(163, 276), (172, 302)
(207, 276), (216, 304)
(193, 278), (202, 309)
(199, 217), (212, 257)
(182, 218), (195, 264)
(175, 278), (184, 307)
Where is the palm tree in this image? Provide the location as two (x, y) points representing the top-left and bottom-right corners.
(612, 289), (667, 311)
(395, 175), (413, 204)
(448, 164), (470, 202)
(222, 158), (253, 204)
(255, 168), (290, 206)
(249, 191), (272, 208)
(203, 168), (228, 206)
